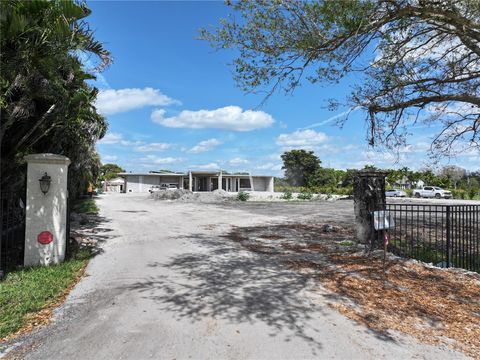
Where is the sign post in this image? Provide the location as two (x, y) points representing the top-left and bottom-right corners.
(373, 210), (395, 275)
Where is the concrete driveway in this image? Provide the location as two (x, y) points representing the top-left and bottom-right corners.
(6, 194), (466, 359)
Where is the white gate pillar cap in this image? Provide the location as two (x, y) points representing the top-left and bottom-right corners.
(24, 153), (71, 165)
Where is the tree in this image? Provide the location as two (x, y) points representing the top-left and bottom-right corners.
(1, 0), (111, 196)
(281, 150), (321, 187)
(201, 0), (480, 157)
(313, 167), (345, 187)
(100, 164), (125, 181)
(439, 165), (466, 189)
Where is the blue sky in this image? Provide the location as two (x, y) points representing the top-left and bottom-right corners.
(87, 1), (478, 175)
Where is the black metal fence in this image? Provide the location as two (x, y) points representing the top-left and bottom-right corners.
(373, 204), (480, 273)
(0, 191), (26, 274)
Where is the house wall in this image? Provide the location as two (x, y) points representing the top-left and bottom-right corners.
(252, 177), (274, 192)
(126, 175), (140, 192)
(125, 175), (184, 192)
(124, 174), (273, 193)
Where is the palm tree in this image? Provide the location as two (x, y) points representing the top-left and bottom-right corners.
(0, 0), (111, 194)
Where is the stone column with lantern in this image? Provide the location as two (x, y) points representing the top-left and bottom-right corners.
(24, 153), (71, 266)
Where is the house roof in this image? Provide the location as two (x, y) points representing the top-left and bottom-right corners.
(118, 172), (186, 177)
(118, 171), (273, 178)
(106, 177), (125, 185)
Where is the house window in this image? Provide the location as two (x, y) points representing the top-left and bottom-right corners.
(239, 179), (251, 188)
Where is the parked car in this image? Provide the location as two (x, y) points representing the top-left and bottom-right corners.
(385, 189), (407, 197)
(148, 185), (161, 193)
(160, 183), (178, 191)
(413, 186), (452, 199)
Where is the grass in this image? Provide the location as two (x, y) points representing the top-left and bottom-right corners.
(389, 238), (445, 264)
(73, 198), (99, 215)
(0, 250), (91, 339)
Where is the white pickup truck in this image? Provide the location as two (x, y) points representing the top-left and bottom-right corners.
(413, 186), (452, 199)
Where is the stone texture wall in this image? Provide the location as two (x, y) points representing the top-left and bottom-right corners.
(353, 170), (387, 248)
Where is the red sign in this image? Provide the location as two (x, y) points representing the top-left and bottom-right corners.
(37, 231), (53, 245)
(383, 231), (390, 246)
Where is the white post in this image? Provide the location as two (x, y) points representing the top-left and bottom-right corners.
(189, 171), (193, 191)
(24, 153), (71, 266)
(267, 177), (274, 192)
(249, 172), (255, 192)
(139, 175), (143, 192)
(219, 171), (223, 191)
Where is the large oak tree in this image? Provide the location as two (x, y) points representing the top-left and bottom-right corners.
(201, 0), (480, 157)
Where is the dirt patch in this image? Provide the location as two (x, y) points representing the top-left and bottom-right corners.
(227, 223), (480, 359)
(152, 189), (235, 203)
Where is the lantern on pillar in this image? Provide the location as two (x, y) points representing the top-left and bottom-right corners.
(39, 172), (51, 195)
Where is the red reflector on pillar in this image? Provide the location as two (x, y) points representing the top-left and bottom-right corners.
(38, 231), (53, 245)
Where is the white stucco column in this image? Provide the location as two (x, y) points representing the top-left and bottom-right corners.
(218, 171), (223, 190)
(189, 171), (193, 191)
(267, 177), (274, 192)
(24, 154), (71, 266)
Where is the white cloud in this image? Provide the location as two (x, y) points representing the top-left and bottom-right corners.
(276, 129), (329, 149)
(228, 157), (249, 166)
(190, 163), (219, 170)
(134, 143), (172, 152)
(102, 155), (118, 162)
(98, 132), (142, 146)
(152, 106), (274, 131)
(96, 88), (179, 115)
(139, 155), (183, 165)
(188, 138), (222, 153)
(256, 162), (282, 171)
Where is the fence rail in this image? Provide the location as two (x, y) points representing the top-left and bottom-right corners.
(0, 192), (26, 274)
(374, 204), (480, 273)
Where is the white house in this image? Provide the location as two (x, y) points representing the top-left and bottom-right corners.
(118, 171), (274, 193)
(103, 177), (126, 192)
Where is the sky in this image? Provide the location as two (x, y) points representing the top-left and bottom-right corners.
(87, 1), (479, 176)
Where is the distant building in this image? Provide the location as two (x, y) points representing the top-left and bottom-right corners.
(392, 176), (425, 189)
(103, 177), (125, 192)
(118, 170), (274, 193)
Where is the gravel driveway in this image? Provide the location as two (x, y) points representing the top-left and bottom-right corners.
(5, 194), (466, 359)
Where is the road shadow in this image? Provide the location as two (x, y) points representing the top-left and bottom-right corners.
(126, 231), (330, 354)
(68, 214), (115, 257)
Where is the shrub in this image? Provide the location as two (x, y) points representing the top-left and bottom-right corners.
(452, 189), (466, 199)
(405, 189), (413, 198)
(237, 191), (250, 201)
(281, 190), (293, 200)
(297, 192), (313, 200)
(468, 188), (478, 200)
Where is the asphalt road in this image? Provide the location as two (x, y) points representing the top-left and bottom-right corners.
(4, 194), (467, 359)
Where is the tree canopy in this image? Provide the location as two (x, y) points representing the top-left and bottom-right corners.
(1, 0), (111, 196)
(200, 0), (480, 157)
(100, 164), (125, 181)
(281, 150), (321, 186)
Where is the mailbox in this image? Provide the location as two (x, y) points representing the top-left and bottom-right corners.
(373, 210), (395, 230)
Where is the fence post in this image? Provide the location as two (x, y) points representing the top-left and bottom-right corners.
(446, 205), (451, 268)
(353, 169), (387, 248)
(24, 154), (71, 266)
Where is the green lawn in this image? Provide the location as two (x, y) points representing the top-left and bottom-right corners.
(0, 251), (90, 339)
(73, 198), (99, 215)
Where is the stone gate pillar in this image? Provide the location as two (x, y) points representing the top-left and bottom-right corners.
(353, 169), (387, 247)
(24, 154), (71, 266)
